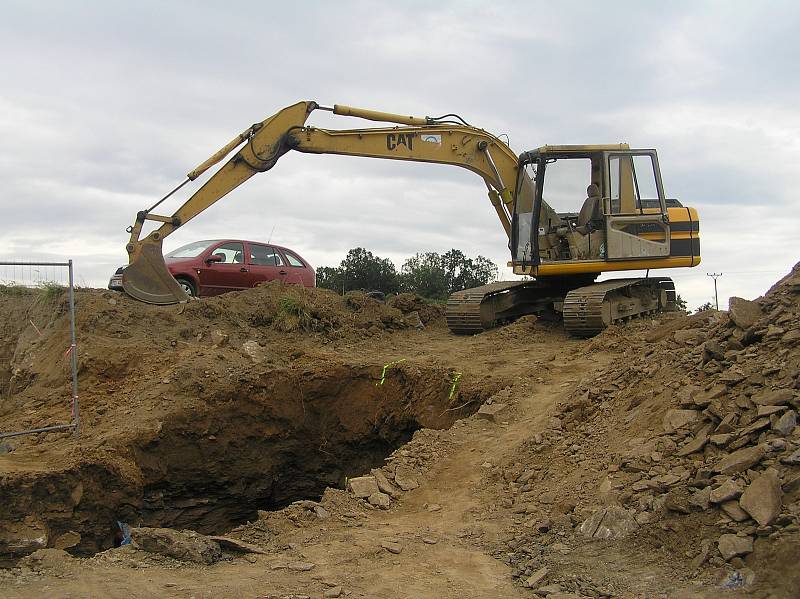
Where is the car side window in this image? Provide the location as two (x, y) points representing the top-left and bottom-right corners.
(212, 242), (245, 264)
(250, 244), (284, 266)
(283, 251), (305, 267)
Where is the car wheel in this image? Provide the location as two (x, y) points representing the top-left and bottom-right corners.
(176, 277), (197, 297)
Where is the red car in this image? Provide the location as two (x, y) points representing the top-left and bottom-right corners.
(110, 239), (315, 297)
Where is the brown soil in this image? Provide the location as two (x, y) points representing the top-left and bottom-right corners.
(0, 272), (798, 598)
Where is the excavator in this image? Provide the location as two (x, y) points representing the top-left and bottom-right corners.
(122, 101), (700, 337)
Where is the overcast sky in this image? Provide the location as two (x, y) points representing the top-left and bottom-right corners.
(1, 0), (798, 310)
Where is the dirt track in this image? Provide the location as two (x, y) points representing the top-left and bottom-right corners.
(0, 274), (798, 598)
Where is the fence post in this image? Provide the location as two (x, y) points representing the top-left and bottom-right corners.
(68, 259), (79, 437)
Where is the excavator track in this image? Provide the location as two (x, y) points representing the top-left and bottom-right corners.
(447, 277), (675, 337)
(562, 277), (674, 337)
(446, 277), (593, 335)
(446, 281), (530, 334)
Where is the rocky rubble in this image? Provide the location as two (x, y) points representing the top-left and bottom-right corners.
(492, 262), (800, 593)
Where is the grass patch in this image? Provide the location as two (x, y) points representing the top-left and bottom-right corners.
(0, 284), (31, 297)
(273, 294), (314, 332)
(39, 281), (66, 302)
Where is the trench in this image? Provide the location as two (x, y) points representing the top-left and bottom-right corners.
(0, 361), (488, 557)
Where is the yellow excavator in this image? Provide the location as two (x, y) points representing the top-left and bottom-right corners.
(122, 101), (700, 336)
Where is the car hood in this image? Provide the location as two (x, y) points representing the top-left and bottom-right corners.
(164, 257), (196, 268)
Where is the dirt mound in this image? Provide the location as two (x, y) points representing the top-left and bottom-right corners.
(493, 261), (800, 594)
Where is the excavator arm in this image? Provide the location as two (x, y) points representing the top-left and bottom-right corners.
(122, 100), (546, 304)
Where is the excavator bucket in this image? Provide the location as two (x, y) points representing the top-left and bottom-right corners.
(122, 239), (189, 305)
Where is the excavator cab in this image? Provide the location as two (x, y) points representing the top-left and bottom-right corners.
(511, 145), (672, 272)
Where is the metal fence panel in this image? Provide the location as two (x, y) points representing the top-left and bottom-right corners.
(0, 260), (79, 439)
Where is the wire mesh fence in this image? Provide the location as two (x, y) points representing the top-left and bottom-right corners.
(0, 261), (71, 288)
(0, 260), (79, 439)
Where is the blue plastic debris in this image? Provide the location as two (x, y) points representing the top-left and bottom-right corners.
(117, 521), (132, 546)
(721, 570), (743, 589)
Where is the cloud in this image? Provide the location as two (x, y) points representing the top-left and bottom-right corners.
(0, 0), (797, 312)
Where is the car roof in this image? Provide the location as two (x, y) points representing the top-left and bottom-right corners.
(193, 239), (295, 252)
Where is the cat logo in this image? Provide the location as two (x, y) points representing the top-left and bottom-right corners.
(386, 133), (416, 150)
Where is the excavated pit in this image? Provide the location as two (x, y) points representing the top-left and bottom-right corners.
(131, 368), (425, 535)
(0, 360), (487, 557)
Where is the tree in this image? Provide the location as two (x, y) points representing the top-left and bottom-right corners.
(316, 248), (400, 294)
(316, 247), (498, 299)
(315, 266), (342, 293)
(674, 294), (688, 312)
(401, 249), (498, 299)
(339, 248), (400, 294)
(400, 252), (448, 299)
(695, 301), (714, 313)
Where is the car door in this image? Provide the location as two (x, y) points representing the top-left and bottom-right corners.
(245, 243), (288, 287)
(197, 241), (248, 296)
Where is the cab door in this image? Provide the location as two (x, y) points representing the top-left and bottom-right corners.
(604, 151), (670, 260)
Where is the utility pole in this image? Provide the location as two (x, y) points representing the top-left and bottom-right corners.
(707, 272), (722, 310)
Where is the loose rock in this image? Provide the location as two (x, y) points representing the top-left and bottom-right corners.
(241, 340), (267, 364)
(662, 409), (700, 432)
(715, 445), (767, 474)
(393, 466), (419, 491)
(710, 479), (744, 504)
(717, 534), (753, 561)
(348, 476), (379, 498)
(524, 566), (549, 588)
(751, 388), (794, 406)
(371, 468), (402, 498)
(477, 402), (507, 423)
(772, 410), (797, 435)
(380, 541), (402, 554)
(131, 527), (222, 565)
(720, 501), (750, 522)
(579, 506), (638, 540)
(739, 470), (783, 526)
(728, 297), (763, 329)
(368, 492), (391, 509)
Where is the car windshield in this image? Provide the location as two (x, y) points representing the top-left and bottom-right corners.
(165, 240), (219, 258)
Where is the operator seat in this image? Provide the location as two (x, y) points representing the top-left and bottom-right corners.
(233, 251), (244, 264)
(575, 184), (603, 234)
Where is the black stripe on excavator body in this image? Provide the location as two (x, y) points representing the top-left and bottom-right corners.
(669, 221), (700, 233)
(670, 238), (700, 257)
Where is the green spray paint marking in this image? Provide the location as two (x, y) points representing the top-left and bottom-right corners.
(448, 372), (463, 400)
(376, 359), (407, 386)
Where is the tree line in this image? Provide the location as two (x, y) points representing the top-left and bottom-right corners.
(316, 248), (498, 299)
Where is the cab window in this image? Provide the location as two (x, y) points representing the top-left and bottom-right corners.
(608, 153), (661, 213)
(250, 244), (284, 266)
(540, 158), (592, 216)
